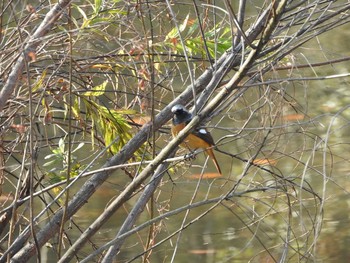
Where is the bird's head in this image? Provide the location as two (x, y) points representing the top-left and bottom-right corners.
(171, 104), (187, 115)
(171, 104), (192, 125)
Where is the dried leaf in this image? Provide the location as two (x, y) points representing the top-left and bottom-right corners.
(188, 249), (216, 254)
(283, 114), (304, 121)
(253, 159), (277, 166)
(187, 172), (222, 179)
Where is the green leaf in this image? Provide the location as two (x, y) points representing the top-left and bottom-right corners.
(82, 81), (107, 97)
(32, 70), (47, 93)
(51, 148), (61, 155)
(166, 27), (179, 39)
(94, 0), (102, 14)
(187, 20), (199, 37)
(75, 5), (88, 20)
(166, 14), (189, 40)
(72, 97), (80, 119)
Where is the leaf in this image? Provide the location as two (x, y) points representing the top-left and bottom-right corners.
(43, 159), (57, 167)
(179, 14), (189, 32)
(130, 115), (151, 126)
(44, 154), (57, 160)
(74, 5), (88, 20)
(186, 20), (199, 37)
(91, 64), (113, 70)
(107, 8), (127, 15)
(166, 27), (179, 40)
(72, 142), (84, 153)
(58, 138), (65, 153)
(166, 14), (189, 40)
(32, 70), (47, 93)
(94, 0), (102, 14)
(187, 172), (222, 179)
(283, 114), (305, 121)
(253, 159), (277, 166)
(71, 97), (81, 119)
(82, 81), (107, 97)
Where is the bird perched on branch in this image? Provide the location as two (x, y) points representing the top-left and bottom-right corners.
(171, 104), (222, 175)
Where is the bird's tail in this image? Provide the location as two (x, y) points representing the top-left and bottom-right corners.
(205, 148), (222, 175)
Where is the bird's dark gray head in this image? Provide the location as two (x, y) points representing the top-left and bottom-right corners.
(171, 104), (187, 114)
(171, 104), (192, 125)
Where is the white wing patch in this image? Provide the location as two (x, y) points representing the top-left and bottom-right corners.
(198, 128), (208, 134)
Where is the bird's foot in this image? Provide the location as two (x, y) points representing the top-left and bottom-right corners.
(184, 151), (196, 161)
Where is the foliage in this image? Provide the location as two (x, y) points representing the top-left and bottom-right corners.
(0, 0), (350, 262)
(44, 137), (84, 182)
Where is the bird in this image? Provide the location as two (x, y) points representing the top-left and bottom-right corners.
(171, 104), (222, 175)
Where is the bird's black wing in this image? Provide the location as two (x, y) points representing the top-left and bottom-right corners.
(192, 127), (216, 146)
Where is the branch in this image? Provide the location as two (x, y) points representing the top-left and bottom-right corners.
(4, 48), (221, 263)
(4, 1), (290, 261)
(0, 0), (73, 112)
(100, 151), (176, 262)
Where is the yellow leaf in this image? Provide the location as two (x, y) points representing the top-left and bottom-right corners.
(82, 80), (107, 96)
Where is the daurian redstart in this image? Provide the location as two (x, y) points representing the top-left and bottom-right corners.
(171, 104), (222, 175)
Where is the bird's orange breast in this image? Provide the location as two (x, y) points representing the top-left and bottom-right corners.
(171, 123), (210, 150)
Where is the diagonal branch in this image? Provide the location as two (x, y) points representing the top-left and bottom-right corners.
(4, 1), (287, 261)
